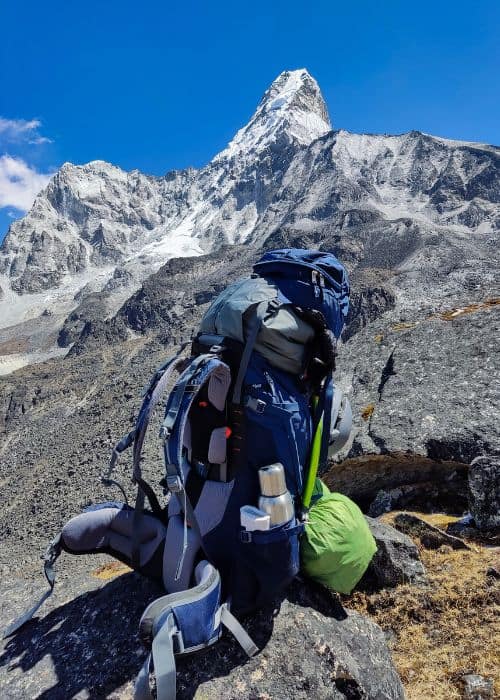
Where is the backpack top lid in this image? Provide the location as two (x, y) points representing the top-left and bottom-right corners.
(253, 248), (350, 338)
(253, 248), (349, 298)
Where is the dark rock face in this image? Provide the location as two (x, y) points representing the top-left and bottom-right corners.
(119, 246), (254, 335)
(325, 453), (469, 513)
(343, 269), (396, 341)
(0, 571), (405, 700)
(468, 455), (500, 530)
(364, 517), (427, 588)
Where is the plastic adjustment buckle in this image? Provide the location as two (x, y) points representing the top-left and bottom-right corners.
(246, 397), (266, 414)
(166, 474), (183, 493)
(172, 628), (185, 654)
(240, 530), (253, 544)
(159, 425), (171, 441)
(209, 344), (225, 354)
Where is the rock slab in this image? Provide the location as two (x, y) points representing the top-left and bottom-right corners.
(393, 513), (470, 550)
(1, 570), (405, 700)
(461, 673), (494, 700)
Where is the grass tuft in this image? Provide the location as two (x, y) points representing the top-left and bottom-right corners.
(345, 516), (500, 699)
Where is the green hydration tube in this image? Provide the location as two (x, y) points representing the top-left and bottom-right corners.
(302, 397), (324, 510)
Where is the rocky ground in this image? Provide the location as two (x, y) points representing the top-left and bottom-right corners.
(1, 564), (406, 700)
(1, 220), (499, 697)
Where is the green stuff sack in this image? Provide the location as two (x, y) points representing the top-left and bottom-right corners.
(301, 480), (377, 594)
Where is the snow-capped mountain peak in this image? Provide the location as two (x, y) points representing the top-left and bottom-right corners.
(0, 68), (499, 376)
(260, 69), (330, 127)
(215, 69), (332, 161)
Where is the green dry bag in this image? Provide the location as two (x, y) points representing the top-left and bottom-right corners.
(301, 480), (377, 594)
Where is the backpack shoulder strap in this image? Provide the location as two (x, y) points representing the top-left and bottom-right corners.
(161, 356), (231, 578)
(100, 344), (189, 568)
(101, 345), (189, 500)
(130, 349), (194, 567)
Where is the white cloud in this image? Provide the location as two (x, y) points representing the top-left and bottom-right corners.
(0, 116), (53, 145)
(0, 117), (41, 133)
(0, 155), (52, 212)
(29, 135), (53, 145)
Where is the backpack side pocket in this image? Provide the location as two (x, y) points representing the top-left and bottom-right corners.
(231, 517), (303, 614)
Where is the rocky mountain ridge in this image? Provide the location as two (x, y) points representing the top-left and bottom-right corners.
(0, 69), (498, 374)
(0, 70), (330, 325)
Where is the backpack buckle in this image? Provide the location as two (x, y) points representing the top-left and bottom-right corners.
(172, 628), (185, 654)
(159, 425), (171, 440)
(240, 530), (253, 543)
(166, 474), (184, 493)
(245, 397), (266, 414)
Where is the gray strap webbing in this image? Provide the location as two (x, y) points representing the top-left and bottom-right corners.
(3, 533), (62, 638)
(101, 429), (136, 503)
(174, 489), (206, 581)
(219, 604), (259, 657)
(131, 353), (186, 568)
(232, 301), (268, 405)
(134, 654), (154, 700)
(153, 612), (178, 700)
(135, 613), (177, 700)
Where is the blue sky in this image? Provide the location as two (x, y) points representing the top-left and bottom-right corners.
(1, 0), (499, 241)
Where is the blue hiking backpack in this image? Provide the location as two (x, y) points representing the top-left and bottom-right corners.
(5, 249), (351, 700)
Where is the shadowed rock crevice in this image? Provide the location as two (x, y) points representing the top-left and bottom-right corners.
(377, 349), (396, 400)
(325, 452), (469, 512)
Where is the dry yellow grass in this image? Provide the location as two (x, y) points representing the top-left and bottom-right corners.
(361, 403), (375, 421)
(346, 521), (500, 699)
(91, 560), (132, 580)
(430, 298), (500, 321)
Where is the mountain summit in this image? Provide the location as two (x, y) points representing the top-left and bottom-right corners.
(217, 69), (331, 159)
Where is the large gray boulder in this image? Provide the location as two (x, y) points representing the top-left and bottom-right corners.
(364, 517), (427, 588)
(0, 568), (405, 700)
(337, 307), (500, 466)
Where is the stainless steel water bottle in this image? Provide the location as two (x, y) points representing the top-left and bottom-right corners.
(258, 463), (294, 526)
